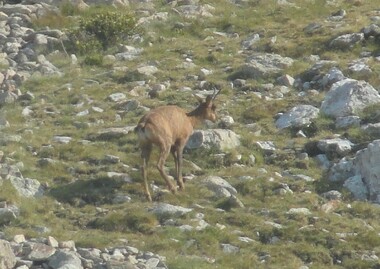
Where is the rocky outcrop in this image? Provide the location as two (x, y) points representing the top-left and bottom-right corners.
(186, 129), (240, 151)
(320, 78), (380, 118)
(354, 140), (380, 203)
(0, 235), (167, 269)
(0, 239), (16, 269)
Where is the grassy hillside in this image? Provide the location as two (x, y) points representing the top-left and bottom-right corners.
(1, 0), (380, 268)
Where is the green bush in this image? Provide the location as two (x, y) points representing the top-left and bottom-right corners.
(67, 10), (136, 54)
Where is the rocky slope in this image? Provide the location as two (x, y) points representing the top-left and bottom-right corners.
(1, 0), (380, 268)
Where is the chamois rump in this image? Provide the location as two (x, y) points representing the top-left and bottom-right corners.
(135, 88), (221, 201)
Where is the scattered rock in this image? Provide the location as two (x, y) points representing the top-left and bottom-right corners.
(230, 53), (294, 80)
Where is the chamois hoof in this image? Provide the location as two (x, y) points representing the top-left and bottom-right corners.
(146, 194), (153, 202)
(169, 186), (177, 194)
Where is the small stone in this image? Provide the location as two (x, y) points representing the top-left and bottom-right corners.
(13, 234), (25, 243)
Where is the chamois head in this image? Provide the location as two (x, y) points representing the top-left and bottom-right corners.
(190, 87), (222, 123)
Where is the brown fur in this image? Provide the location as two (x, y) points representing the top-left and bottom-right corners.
(135, 93), (220, 201)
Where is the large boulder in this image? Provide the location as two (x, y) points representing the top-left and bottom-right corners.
(186, 129), (240, 151)
(275, 105), (319, 129)
(48, 250), (83, 269)
(9, 176), (44, 197)
(354, 140), (380, 202)
(0, 206), (19, 225)
(320, 78), (380, 118)
(0, 239), (16, 269)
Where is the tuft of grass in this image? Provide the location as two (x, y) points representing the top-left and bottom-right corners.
(88, 209), (158, 234)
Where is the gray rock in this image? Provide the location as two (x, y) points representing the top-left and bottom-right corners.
(276, 74), (295, 87)
(314, 154), (331, 171)
(256, 141), (276, 154)
(108, 93), (127, 102)
(26, 242), (56, 261)
(48, 250), (83, 269)
(335, 116), (361, 129)
(76, 248), (103, 264)
(328, 157), (355, 182)
(186, 129), (240, 151)
(106, 260), (138, 269)
(202, 176), (237, 198)
(9, 176), (44, 197)
(137, 65), (158, 76)
(329, 33), (364, 49)
(348, 58), (372, 77)
(343, 175), (368, 200)
(287, 208), (311, 215)
(362, 23), (380, 37)
(0, 207), (18, 225)
(95, 126), (134, 140)
(114, 45), (143, 61)
(317, 138), (354, 157)
(112, 194), (132, 204)
(150, 203), (192, 218)
(176, 4), (214, 18)
(232, 53), (294, 79)
(221, 243), (239, 254)
(320, 78), (380, 118)
(354, 140), (380, 203)
(303, 22), (322, 34)
(52, 136), (72, 144)
(321, 190), (342, 200)
(321, 67), (345, 88)
(0, 91), (18, 105)
(361, 123), (380, 137)
(241, 33), (260, 50)
(275, 105), (319, 129)
(0, 239), (16, 269)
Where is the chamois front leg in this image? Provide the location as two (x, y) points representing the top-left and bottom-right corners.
(157, 144), (176, 194)
(141, 144), (152, 202)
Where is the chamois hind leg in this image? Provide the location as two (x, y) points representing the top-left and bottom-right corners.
(176, 145), (185, 191)
(171, 146), (180, 187)
(157, 144), (176, 194)
(141, 143), (152, 202)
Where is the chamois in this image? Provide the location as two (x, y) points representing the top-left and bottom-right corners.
(135, 88), (221, 201)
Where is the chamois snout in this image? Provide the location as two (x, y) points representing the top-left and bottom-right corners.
(207, 105), (217, 122)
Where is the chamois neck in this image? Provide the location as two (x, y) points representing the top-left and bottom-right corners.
(186, 109), (204, 127)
